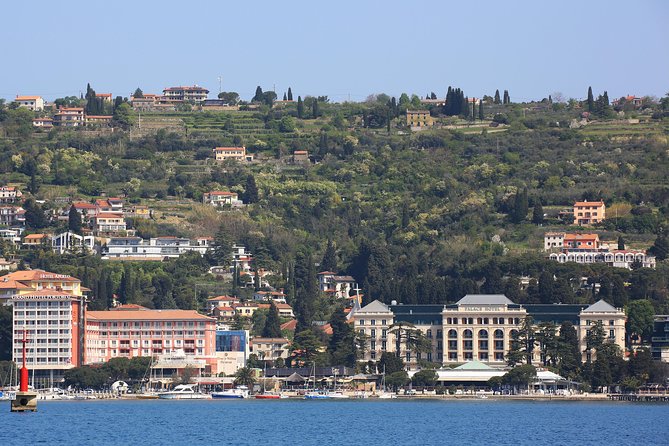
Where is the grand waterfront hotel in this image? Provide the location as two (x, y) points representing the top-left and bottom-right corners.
(351, 294), (626, 367)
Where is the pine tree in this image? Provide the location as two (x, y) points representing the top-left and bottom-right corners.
(532, 200), (544, 225)
(133, 88), (144, 98)
(494, 89), (501, 104)
(297, 96), (304, 119)
(478, 100), (484, 120)
(321, 239), (337, 272)
(587, 86), (594, 112)
(557, 321), (581, 378)
(68, 205), (82, 233)
(243, 174), (259, 204)
(262, 302), (282, 338)
(328, 304), (357, 367)
(287, 87), (293, 101)
(24, 198), (48, 229)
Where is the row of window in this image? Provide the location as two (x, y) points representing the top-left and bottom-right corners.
(357, 319), (388, 326)
(448, 329), (508, 339)
(14, 301), (71, 308)
(98, 321), (205, 328)
(446, 317), (521, 325)
(96, 330), (205, 337)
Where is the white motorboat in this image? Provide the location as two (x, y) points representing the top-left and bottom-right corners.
(158, 384), (210, 400)
(211, 385), (249, 399)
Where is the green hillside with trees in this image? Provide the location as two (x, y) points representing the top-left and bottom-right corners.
(1, 88), (668, 376)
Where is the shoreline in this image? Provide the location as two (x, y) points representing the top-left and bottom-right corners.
(28, 392), (669, 403)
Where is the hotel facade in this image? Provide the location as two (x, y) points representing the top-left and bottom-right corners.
(353, 294), (626, 368)
(9, 270), (87, 384)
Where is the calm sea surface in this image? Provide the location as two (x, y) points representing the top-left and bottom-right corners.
(1, 399), (667, 446)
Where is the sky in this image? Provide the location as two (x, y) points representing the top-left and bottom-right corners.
(1, 0), (667, 103)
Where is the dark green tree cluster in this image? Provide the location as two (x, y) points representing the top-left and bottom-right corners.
(443, 86), (467, 116)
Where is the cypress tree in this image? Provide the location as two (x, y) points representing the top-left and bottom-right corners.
(243, 174), (259, 204)
(511, 188), (528, 223)
(213, 224), (233, 266)
(262, 302), (282, 338)
(68, 205), (82, 233)
(617, 236), (625, 250)
(253, 86), (263, 102)
(532, 200), (544, 225)
(312, 98), (320, 118)
(321, 239), (337, 272)
(503, 90), (510, 105)
(478, 100), (484, 120)
(587, 86), (594, 112)
(287, 87), (293, 101)
(283, 93), (287, 101)
(649, 234), (669, 261)
(297, 96), (304, 119)
(494, 89), (501, 104)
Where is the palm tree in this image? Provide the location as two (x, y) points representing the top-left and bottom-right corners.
(234, 366), (256, 393)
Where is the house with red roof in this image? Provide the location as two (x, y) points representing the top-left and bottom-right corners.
(203, 191), (242, 207)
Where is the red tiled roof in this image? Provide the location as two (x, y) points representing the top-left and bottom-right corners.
(87, 309), (214, 321)
(574, 201), (604, 207)
(280, 319), (297, 331)
(207, 191), (237, 196)
(95, 212), (124, 219)
(5, 269), (80, 283)
(110, 304), (148, 311)
(73, 202), (98, 210)
(207, 295), (237, 301)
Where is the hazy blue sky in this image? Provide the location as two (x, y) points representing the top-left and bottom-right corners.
(1, 0), (667, 102)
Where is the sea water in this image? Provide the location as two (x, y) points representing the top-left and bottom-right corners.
(1, 399), (667, 446)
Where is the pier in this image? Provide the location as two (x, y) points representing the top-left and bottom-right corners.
(608, 394), (669, 402)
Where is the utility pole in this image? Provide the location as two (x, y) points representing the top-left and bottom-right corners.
(218, 76), (222, 94)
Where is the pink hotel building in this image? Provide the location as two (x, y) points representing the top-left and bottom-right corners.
(85, 305), (218, 373)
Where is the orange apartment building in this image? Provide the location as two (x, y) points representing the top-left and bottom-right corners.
(574, 201), (606, 226)
(9, 270), (87, 385)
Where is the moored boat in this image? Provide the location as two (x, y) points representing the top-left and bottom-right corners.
(211, 385), (249, 399)
(158, 384), (210, 400)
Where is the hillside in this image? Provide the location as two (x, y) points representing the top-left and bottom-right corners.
(0, 96), (668, 317)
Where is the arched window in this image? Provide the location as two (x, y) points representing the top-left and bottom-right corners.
(463, 329), (473, 339)
(494, 329), (504, 339)
(478, 329), (488, 339)
(448, 329), (458, 339)
(510, 329), (519, 339)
